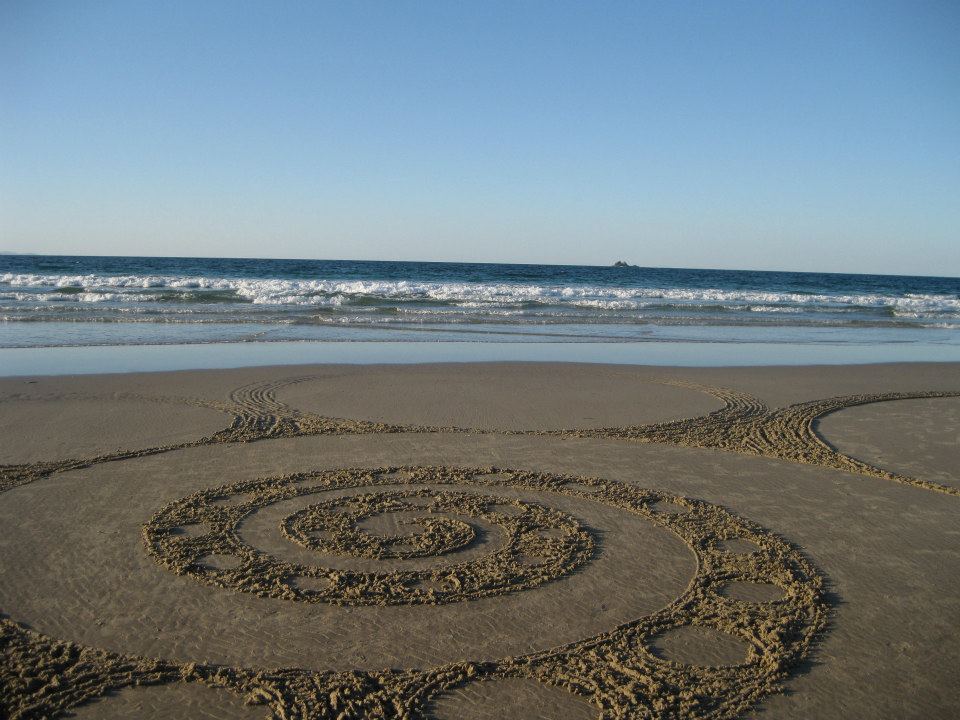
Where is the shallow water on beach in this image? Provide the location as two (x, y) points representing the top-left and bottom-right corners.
(3, 339), (960, 376)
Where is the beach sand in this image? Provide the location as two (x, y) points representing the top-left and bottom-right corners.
(1, 361), (958, 719)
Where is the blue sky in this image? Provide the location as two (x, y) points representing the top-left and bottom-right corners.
(1, 1), (958, 275)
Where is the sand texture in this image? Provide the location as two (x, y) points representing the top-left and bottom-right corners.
(1, 361), (958, 719)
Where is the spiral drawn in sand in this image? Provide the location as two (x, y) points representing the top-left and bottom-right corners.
(143, 468), (595, 605)
(4, 466), (828, 719)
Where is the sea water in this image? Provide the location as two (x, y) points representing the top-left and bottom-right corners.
(1, 255), (958, 373)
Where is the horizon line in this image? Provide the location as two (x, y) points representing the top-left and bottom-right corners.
(2, 250), (959, 281)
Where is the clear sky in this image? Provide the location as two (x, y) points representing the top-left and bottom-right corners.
(1, 1), (958, 275)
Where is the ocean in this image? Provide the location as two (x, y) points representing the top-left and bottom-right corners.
(1, 255), (959, 352)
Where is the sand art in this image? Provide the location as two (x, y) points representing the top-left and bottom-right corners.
(164, 377), (960, 496)
(569, 386), (960, 497)
(2, 371), (957, 717)
(144, 468), (596, 605)
(3, 466), (827, 719)
(2, 376), (957, 495)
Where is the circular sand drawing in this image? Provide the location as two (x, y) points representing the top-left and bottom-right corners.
(144, 472), (595, 605)
(7, 466), (827, 719)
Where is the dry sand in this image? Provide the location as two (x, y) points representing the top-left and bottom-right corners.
(0, 361), (958, 719)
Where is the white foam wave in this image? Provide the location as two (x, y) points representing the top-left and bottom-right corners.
(0, 290), (167, 303)
(2, 272), (959, 317)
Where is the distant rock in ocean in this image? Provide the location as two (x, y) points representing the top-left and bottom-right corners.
(612, 260), (631, 267)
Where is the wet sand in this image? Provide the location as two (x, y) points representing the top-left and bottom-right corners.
(1, 362), (958, 719)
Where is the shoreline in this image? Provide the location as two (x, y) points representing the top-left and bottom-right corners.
(4, 338), (960, 376)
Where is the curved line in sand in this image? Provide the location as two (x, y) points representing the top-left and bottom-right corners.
(2, 466), (828, 720)
(3, 378), (957, 497)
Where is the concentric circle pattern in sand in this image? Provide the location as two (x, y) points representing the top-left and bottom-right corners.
(2, 464), (827, 719)
(144, 468), (596, 605)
